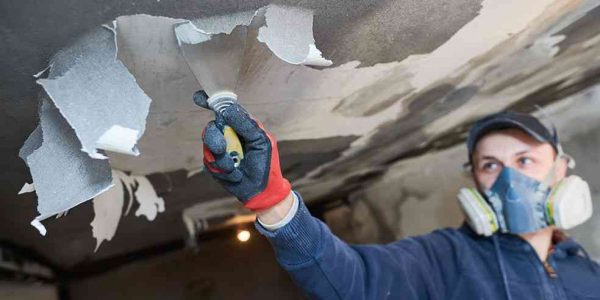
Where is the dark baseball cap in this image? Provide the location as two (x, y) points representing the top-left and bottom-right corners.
(467, 111), (559, 160)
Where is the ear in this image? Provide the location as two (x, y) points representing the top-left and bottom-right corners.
(553, 156), (568, 184)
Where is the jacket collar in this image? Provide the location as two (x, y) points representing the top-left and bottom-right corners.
(459, 222), (584, 257)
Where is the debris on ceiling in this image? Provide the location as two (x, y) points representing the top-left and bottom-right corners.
(1, 0), (600, 268)
(20, 4), (334, 237)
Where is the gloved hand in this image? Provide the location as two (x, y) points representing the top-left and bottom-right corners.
(196, 91), (292, 211)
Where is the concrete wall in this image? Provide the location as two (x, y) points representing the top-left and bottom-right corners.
(68, 229), (305, 300)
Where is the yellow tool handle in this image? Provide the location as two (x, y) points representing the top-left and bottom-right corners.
(223, 125), (244, 167)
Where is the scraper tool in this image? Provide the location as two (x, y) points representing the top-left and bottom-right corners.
(175, 24), (249, 167)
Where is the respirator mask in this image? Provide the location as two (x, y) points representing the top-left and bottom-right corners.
(458, 151), (593, 236)
(459, 111), (593, 236)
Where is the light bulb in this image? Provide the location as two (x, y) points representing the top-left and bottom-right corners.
(237, 230), (251, 242)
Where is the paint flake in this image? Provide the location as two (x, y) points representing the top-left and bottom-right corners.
(18, 183), (35, 195)
(19, 126), (42, 162)
(91, 170), (167, 250)
(25, 99), (113, 235)
(91, 170), (125, 251)
(257, 5), (333, 66)
(37, 26), (151, 158)
(134, 176), (165, 221)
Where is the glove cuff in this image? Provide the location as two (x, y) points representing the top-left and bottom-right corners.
(244, 178), (292, 211)
(244, 125), (291, 211)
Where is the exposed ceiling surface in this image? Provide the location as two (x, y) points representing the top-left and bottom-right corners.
(1, 0), (600, 275)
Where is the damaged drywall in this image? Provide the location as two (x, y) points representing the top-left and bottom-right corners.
(109, 1), (570, 175)
(108, 10), (402, 173)
(298, 0), (600, 189)
(18, 1), (600, 246)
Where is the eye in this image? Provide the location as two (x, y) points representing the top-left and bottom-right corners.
(518, 156), (534, 166)
(481, 161), (499, 172)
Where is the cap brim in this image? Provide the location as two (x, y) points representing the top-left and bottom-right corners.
(468, 118), (548, 155)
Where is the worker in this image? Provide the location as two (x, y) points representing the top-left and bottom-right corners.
(196, 91), (600, 299)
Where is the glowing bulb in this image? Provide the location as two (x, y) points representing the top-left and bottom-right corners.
(237, 230), (251, 242)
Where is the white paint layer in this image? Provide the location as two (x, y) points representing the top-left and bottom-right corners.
(406, 0), (556, 89)
(173, 22), (211, 45)
(257, 5), (333, 66)
(91, 170), (125, 251)
(18, 183), (35, 194)
(134, 176), (165, 221)
(96, 125), (140, 156)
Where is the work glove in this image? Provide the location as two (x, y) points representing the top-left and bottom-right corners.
(195, 91), (292, 211)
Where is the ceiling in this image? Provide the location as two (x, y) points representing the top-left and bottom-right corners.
(1, 0), (600, 274)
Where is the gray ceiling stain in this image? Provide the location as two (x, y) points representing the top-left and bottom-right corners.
(279, 136), (360, 180)
(556, 5), (600, 56)
(303, 2), (600, 192)
(332, 69), (414, 117)
(509, 66), (600, 113)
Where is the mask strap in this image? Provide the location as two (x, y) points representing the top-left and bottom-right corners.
(540, 145), (575, 190)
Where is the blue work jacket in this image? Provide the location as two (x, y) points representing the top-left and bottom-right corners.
(257, 192), (600, 299)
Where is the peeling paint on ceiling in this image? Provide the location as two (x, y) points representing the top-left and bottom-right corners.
(1, 0), (600, 268)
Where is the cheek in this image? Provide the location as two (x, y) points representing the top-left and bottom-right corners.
(474, 171), (498, 189)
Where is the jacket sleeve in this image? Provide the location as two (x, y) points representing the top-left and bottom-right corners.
(255, 192), (437, 300)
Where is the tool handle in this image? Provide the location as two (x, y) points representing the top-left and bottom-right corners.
(213, 103), (244, 168)
(193, 90), (244, 167)
(215, 114), (244, 167)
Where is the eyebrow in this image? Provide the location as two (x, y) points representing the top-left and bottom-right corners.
(478, 149), (533, 161)
(514, 149), (534, 156)
(479, 156), (498, 161)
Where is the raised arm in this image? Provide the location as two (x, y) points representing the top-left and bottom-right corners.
(196, 91), (434, 299)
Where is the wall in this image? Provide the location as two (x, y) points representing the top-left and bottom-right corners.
(68, 228), (305, 300)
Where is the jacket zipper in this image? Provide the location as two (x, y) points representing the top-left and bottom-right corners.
(543, 260), (557, 278)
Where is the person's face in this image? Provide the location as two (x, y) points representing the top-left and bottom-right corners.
(472, 128), (567, 190)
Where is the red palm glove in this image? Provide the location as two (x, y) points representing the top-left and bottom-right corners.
(201, 100), (291, 211)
